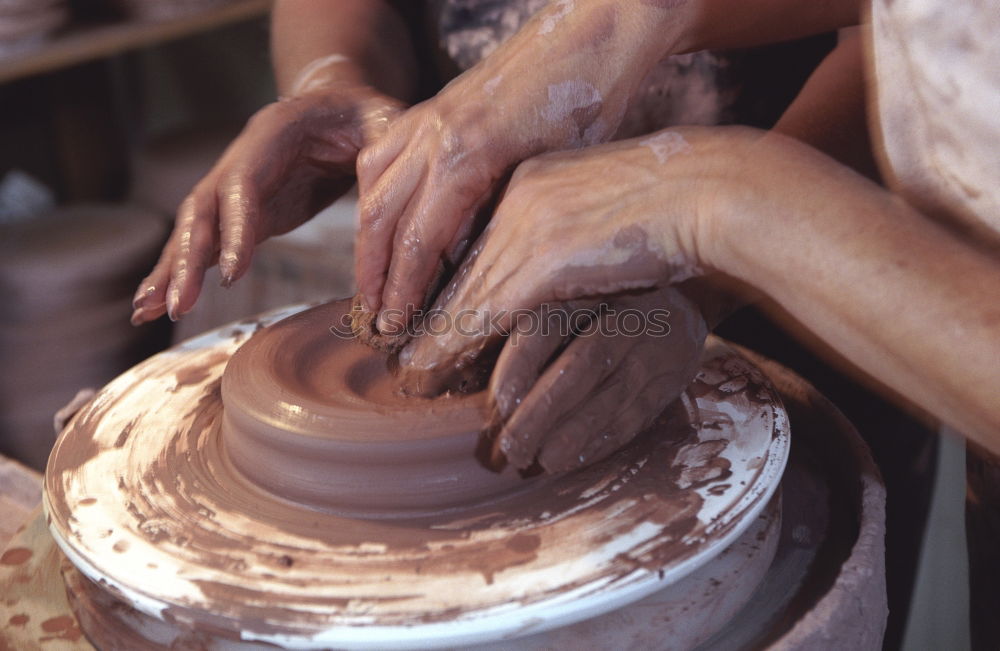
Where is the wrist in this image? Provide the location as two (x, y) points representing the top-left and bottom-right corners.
(283, 53), (354, 98)
(461, 0), (693, 156)
(275, 84), (403, 156)
(280, 55), (390, 101)
(691, 130), (801, 288)
(702, 130), (885, 293)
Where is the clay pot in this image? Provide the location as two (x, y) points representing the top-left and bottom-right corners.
(0, 204), (169, 469)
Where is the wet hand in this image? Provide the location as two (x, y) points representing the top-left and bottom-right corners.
(485, 287), (708, 473)
(396, 127), (729, 392)
(354, 0), (690, 337)
(131, 85), (403, 324)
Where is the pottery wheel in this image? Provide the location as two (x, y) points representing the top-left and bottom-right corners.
(44, 300), (789, 649)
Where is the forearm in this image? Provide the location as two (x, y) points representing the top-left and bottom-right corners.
(706, 131), (1000, 449)
(773, 27), (878, 179)
(271, 0), (417, 99)
(438, 0), (700, 150)
(468, 0), (861, 150)
(677, 0), (861, 53)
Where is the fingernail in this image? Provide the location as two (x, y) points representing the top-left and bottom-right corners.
(376, 311), (399, 336)
(489, 437), (509, 470)
(219, 252), (238, 286)
(361, 292), (377, 313)
(166, 286), (180, 322)
(130, 307), (144, 326)
(494, 385), (519, 420)
(132, 285), (153, 310)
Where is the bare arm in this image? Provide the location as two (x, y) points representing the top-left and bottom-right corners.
(677, 0), (862, 53)
(711, 131), (1000, 449)
(773, 27), (877, 178)
(271, 0), (416, 100)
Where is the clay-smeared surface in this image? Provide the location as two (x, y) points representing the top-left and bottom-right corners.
(44, 304), (788, 648)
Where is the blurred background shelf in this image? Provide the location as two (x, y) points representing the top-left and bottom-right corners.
(0, 0), (271, 85)
(0, 0), (319, 470)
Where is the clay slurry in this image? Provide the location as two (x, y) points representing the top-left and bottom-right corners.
(219, 299), (533, 516)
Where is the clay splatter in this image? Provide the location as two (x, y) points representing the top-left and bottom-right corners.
(541, 80), (601, 124)
(38, 614), (83, 642)
(640, 131), (692, 164)
(484, 74), (503, 95)
(8, 613), (29, 626)
(539, 0), (574, 34)
(0, 548), (32, 565)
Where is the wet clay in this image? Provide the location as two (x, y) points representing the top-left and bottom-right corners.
(221, 299), (533, 516)
(347, 295), (409, 354)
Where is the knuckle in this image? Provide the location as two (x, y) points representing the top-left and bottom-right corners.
(218, 169), (255, 202)
(449, 104), (488, 140)
(431, 109), (491, 170)
(356, 144), (379, 174)
(358, 193), (385, 228)
(244, 103), (280, 130)
(505, 181), (545, 213)
(176, 193), (201, 224)
(395, 220), (437, 259)
(217, 169), (243, 193)
(514, 158), (539, 176)
(260, 98), (299, 123)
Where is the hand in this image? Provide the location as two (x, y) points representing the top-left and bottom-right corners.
(131, 85), (403, 324)
(396, 126), (739, 391)
(353, 0), (691, 337)
(484, 287), (708, 473)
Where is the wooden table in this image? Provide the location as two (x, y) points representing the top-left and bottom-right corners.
(0, 455), (88, 649)
(0, 455), (41, 549)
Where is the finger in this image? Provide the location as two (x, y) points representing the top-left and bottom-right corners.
(576, 379), (675, 468)
(493, 317), (628, 470)
(357, 100), (406, 151)
(131, 223), (185, 324)
(538, 302), (708, 472)
(165, 190), (219, 320)
(485, 300), (600, 420)
(442, 185), (498, 265)
(129, 301), (167, 325)
(354, 149), (424, 312)
(444, 172), (516, 265)
(132, 246), (173, 314)
(395, 245), (513, 385)
(377, 181), (483, 336)
(488, 312), (571, 425)
(356, 118), (409, 190)
(397, 232), (545, 391)
(537, 361), (662, 474)
(217, 171), (260, 286)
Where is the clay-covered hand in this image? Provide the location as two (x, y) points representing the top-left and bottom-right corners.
(131, 85), (403, 324)
(354, 0), (691, 336)
(396, 127), (733, 393)
(484, 287), (708, 473)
